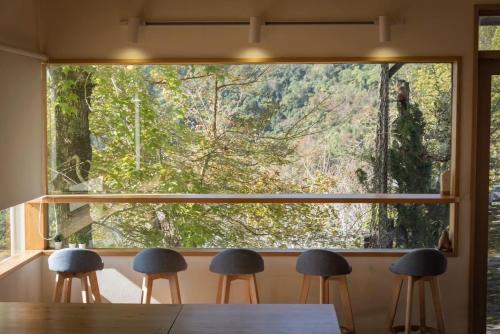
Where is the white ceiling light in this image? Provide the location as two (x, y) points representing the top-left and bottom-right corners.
(128, 17), (142, 43)
(249, 17), (263, 44)
(378, 16), (390, 43)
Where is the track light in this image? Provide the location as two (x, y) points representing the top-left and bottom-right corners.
(128, 17), (142, 43)
(378, 16), (390, 43)
(249, 17), (263, 44)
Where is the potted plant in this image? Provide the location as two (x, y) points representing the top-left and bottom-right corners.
(68, 234), (78, 248)
(54, 234), (63, 250)
(77, 233), (89, 249)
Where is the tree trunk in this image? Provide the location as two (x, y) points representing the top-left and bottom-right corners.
(50, 67), (94, 238)
(374, 64), (391, 247)
(372, 63), (403, 248)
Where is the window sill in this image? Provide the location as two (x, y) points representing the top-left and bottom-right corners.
(41, 248), (456, 257)
(0, 251), (43, 279)
(31, 193), (458, 204)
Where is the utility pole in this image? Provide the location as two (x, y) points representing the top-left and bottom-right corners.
(134, 93), (141, 171)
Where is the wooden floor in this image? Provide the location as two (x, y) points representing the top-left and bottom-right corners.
(0, 303), (341, 334)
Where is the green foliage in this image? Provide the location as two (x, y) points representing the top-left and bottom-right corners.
(389, 101), (433, 247)
(68, 234), (78, 244)
(76, 233), (90, 244)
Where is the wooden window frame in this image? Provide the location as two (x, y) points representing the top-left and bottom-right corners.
(27, 57), (462, 257)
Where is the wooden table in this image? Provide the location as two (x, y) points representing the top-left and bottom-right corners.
(0, 303), (341, 334)
(171, 304), (341, 334)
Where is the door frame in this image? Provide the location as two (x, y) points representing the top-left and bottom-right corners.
(471, 5), (500, 333)
(471, 57), (500, 334)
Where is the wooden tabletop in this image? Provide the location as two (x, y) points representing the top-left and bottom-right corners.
(0, 303), (340, 334)
(171, 304), (341, 334)
(0, 303), (181, 334)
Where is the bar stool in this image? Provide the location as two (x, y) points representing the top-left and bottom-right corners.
(296, 249), (355, 334)
(48, 248), (103, 303)
(133, 248), (187, 304)
(387, 248), (447, 334)
(209, 249), (264, 304)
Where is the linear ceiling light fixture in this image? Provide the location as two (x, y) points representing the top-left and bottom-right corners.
(123, 16), (393, 44)
(128, 17), (143, 43)
(378, 16), (390, 43)
(249, 17), (263, 44)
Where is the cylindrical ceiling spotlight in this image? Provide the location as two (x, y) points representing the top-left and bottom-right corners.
(128, 17), (142, 43)
(249, 16), (263, 44)
(378, 16), (390, 43)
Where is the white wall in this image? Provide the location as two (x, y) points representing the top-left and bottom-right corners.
(0, 0), (44, 209)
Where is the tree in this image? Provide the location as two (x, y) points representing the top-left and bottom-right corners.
(389, 80), (432, 247)
(48, 66), (94, 239)
(372, 63), (403, 248)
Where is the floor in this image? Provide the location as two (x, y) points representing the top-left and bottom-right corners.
(488, 204), (500, 332)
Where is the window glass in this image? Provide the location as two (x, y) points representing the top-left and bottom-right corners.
(479, 16), (500, 50)
(48, 203), (449, 249)
(47, 63), (452, 196)
(0, 208), (11, 260)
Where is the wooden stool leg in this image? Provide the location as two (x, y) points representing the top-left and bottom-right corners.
(249, 274), (259, 304)
(338, 276), (355, 334)
(430, 278), (445, 334)
(419, 280), (426, 334)
(220, 275), (231, 304)
(89, 272), (101, 303)
(53, 273), (64, 303)
(324, 277), (330, 304)
(140, 276), (145, 303)
(387, 276), (404, 332)
(404, 276), (415, 334)
(64, 277), (72, 303)
(299, 275), (311, 304)
(247, 279), (253, 303)
(169, 273), (182, 304)
(80, 274), (90, 303)
(142, 275), (153, 304)
(319, 276), (327, 304)
(216, 275), (223, 304)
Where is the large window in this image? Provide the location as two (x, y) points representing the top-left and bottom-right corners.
(45, 62), (455, 249)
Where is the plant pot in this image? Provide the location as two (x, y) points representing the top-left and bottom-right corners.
(68, 243), (77, 248)
(54, 241), (63, 250)
(78, 243), (86, 249)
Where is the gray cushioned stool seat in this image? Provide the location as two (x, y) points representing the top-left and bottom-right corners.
(48, 248), (104, 273)
(133, 248), (187, 274)
(296, 249), (352, 276)
(209, 249), (264, 275)
(390, 248), (447, 277)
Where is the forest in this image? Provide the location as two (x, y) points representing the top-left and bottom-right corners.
(46, 62), (453, 249)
